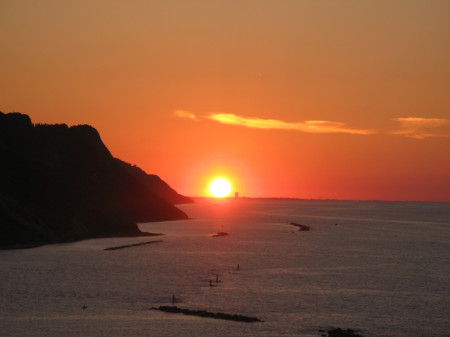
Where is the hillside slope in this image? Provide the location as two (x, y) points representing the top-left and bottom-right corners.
(0, 112), (189, 248)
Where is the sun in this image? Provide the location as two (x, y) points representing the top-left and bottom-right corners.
(209, 178), (232, 198)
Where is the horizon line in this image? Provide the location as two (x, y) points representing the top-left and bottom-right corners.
(186, 196), (450, 203)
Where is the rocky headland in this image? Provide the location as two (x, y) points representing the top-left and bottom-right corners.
(0, 112), (192, 249)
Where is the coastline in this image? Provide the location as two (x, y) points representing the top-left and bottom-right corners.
(0, 232), (163, 251)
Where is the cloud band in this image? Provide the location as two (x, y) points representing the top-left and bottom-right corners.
(391, 117), (450, 139)
(174, 110), (450, 139)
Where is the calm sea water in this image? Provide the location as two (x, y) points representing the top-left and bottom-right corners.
(0, 199), (449, 337)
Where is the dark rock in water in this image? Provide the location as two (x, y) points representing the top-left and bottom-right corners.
(151, 306), (262, 322)
(0, 111), (189, 249)
(320, 328), (364, 337)
(210, 232), (229, 237)
(290, 222), (310, 231)
(104, 239), (163, 250)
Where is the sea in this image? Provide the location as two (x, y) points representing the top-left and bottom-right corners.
(0, 198), (449, 337)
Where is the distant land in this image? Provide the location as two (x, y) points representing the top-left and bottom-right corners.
(0, 112), (192, 249)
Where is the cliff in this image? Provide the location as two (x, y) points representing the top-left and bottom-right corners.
(116, 159), (192, 205)
(0, 112), (189, 249)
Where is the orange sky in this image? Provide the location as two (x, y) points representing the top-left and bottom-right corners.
(1, 0), (450, 201)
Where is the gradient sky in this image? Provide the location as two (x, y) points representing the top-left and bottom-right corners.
(1, 0), (450, 201)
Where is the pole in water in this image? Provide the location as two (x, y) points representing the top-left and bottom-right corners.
(237, 264), (239, 271)
(209, 280), (212, 287)
(216, 274), (219, 283)
(172, 294), (175, 304)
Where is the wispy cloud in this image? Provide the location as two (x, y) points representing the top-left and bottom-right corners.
(175, 111), (450, 139)
(207, 113), (376, 135)
(174, 110), (376, 135)
(174, 110), (198, 121)
(391, 117), (450, 139)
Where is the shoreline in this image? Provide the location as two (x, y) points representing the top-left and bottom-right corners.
(0, 232), (163, 251)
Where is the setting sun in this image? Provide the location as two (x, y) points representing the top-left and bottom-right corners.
(209, 178), (232, 198)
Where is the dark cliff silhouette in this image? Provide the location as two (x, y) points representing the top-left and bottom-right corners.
(116, 158), (192, 205)
(0, 112), (191, 249)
